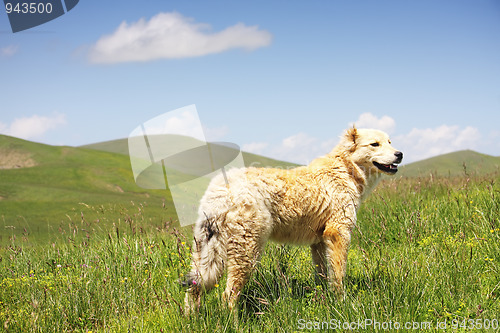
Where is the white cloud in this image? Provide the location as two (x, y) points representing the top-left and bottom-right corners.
(396, 125), (481, 162)
(350, 112), (396, 134)
(0, 113), (66, 140)
(88, 12), (272, 64)
(1, 45), (18, 57)
(282, 132), (316, 150)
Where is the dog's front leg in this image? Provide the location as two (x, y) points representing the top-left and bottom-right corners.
(322, 225), (351, 297)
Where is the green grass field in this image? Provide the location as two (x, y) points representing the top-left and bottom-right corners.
(1, 171), (499, 332)
(1, 135), (499, 331)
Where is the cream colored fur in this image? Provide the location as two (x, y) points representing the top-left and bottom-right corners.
(183, 128), (402, 313)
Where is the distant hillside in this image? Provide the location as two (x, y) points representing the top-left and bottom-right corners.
(81, 138), (130, 156)
(398, 150), (500, 177)
(0, 134), (149, 199)
(82, 136), (299, 169)
(0, 134), (176, 244)
(0, 135), (298, 244)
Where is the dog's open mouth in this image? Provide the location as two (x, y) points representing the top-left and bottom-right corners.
(373, 161), (399, 174)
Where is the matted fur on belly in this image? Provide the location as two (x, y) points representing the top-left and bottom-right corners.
(270, 221), (322, 244)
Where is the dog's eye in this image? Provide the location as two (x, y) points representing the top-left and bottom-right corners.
(370, 142), (380, 147)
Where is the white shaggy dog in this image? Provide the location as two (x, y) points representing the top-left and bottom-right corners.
(182, 128), (403, 312)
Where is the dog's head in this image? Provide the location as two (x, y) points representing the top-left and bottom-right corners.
(339, 127), (403, 175)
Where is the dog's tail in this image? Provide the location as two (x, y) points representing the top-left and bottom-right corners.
(182, 212), (227, 311)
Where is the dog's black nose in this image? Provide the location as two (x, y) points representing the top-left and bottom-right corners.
(394, 151), (403, 163)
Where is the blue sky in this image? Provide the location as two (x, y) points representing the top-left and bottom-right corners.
(1, 0), (499, 164)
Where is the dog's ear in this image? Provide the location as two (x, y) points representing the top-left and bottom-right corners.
(340, 127), (358, 152)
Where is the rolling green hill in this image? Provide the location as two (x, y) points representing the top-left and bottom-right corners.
(82, 136), (299, 170)
(0, 135), (174, 244)
(398, 150), (500, 178)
